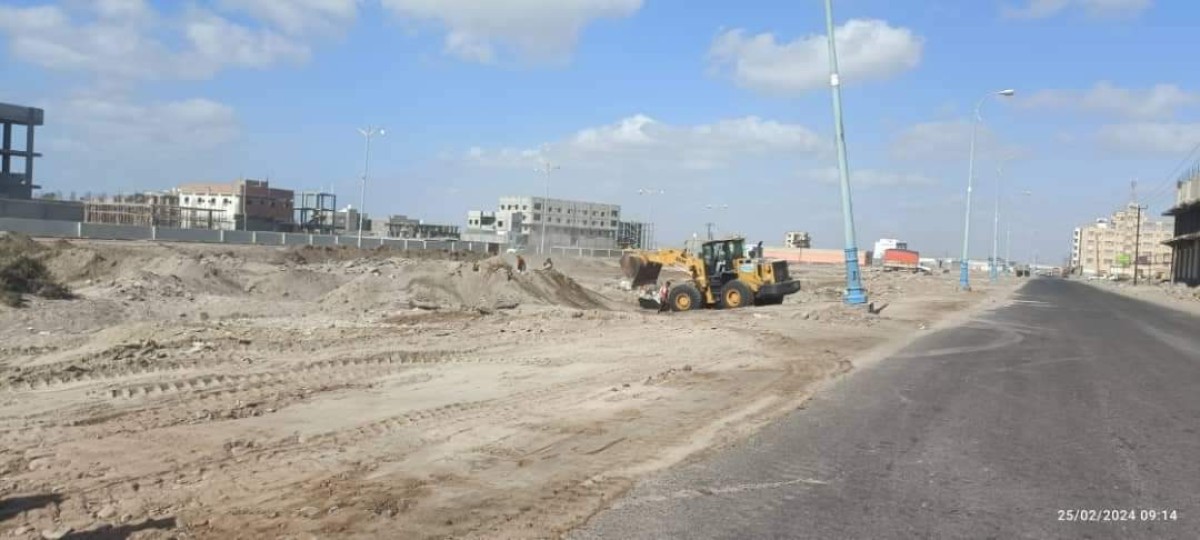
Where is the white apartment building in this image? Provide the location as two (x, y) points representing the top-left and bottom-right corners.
(466, 196), (621, 251)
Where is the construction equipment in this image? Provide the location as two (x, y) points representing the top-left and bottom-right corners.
(620, 237), (801, 311)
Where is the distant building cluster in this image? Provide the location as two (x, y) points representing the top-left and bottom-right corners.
(465, 196), (646, 251)
(1072, 202), (1173, 280)
(1166, 169), (1200, 285)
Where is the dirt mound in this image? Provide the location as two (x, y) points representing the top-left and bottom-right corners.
(276, 245), (485, 266)
(0, 233), (73, 307)
(403, 258), (610, 312)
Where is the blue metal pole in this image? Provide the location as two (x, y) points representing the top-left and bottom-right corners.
(823, 0), (867, 306)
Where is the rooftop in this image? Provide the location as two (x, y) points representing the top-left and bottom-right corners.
(0, 102), (44, 125)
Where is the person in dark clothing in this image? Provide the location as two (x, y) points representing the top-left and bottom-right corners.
(516, 255), (527, 273)
(658, 280), (672, 313)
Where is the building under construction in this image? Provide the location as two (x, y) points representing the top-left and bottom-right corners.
(295, 191), (336, 234)
(83, 193), (226, 229)
(0, 102), (43, 200)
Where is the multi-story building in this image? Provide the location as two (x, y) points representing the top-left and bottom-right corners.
(1165, 170), (1200, 285)
(385, 215), (460, 239)
(785, 231), (812, 249)
(0, 102), (43, 200)
(174, 179), (294, 231)
(465, 196), (621, 251)
(617, 221), (647, 249)
(1075, 202), (1173, 279)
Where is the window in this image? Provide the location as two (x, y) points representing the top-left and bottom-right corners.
(210, 197), (217, 204)
(183, 197), (190, 204)
(611, 220), (617, 227)
(534, 203), (542, 210)
(532, 213), (541, 221)
(522, 205), (528, 210)
(498, 221), (504, 227)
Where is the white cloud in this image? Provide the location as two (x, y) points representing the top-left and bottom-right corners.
(1003, 0), (1152, 18)
(1019, 82), (1198, 119)
(380, 0), (643, 64)
(58, 94), (239, 149)
(464, 114), (828, 171)
(890, 120), (1025, 162)
(708, 19), (922, 95)
(217, 0), (360, 35)
(0, 2), (309, 81)
(799, 167), (937, 188)
(1096, 122), (1200, 155)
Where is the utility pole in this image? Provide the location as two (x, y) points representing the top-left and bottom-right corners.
(822, 0), (867, 305)
(536, 157), (560, 255)
(357, 126), (385, 248)
(705, 222), (715, 241)
(1133, 204), (1146, 285)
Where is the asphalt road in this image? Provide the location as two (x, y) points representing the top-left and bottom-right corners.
(573, 279), (1200, 539)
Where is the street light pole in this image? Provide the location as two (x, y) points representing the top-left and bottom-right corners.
(823, 0), (867, 305)
(704, 204), (728, 240)
(990, 161), (1007, 283)
(356, 126), (385, 248)
(959, 89), (1015, 291)
(536, 157), (560, 256)
(638, 188), (665, 249)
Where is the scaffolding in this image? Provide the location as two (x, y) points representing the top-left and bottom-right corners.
(84, 200), (226, 229)
(295, 191), (336, 234)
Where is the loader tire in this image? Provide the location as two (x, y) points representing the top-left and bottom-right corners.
(669, 283), (703, 312)
(719, 280), (753, 309)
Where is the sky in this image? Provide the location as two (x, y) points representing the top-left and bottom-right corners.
(1, 0), (1197, 264)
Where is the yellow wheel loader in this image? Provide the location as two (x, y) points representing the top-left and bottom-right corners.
(621, 238), (801, 311)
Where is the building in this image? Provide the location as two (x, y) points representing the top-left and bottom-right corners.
(174, 179), (294, 231)
(617, 221), (647, 249)
(295, 191), (336, 234)
(1165, 170), (1200, 285)
(0, 102), (43, 200)
(466, 196), (621, 251)
(784, 231), (812, 249)
(1075, 202), (1173, 279)
(333, 206), (372, 234)
(763, 247), (869, 266)
(872, 238), (908, 263)
(82, 192), (199, 228)
(385, 215), (460, 239)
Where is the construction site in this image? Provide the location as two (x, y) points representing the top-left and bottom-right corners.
(0, 233), (1016, 539)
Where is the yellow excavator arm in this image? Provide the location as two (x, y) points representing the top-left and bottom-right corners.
(620, 249), (708, 290)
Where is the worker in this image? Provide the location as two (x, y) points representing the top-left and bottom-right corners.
(516, 254), (527, 274)
(658, 280), (672, 313)
(543, 258), (554, 270)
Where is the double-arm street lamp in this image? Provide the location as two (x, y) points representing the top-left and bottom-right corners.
(959, 89), (1015, 290)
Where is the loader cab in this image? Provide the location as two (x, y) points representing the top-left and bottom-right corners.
(702, 238), (744, 285)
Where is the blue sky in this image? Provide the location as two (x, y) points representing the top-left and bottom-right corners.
(1, 0), (1195, 264)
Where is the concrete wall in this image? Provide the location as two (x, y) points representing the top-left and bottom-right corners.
(0, 216), (625, 258)
(0, 198), (85, 221)
(763, 247), (870, 266)
(83, 223), (154, 240)
(155, 227), (222, 243)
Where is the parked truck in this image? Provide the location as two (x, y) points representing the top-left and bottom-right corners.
(882, 248), (920, 273)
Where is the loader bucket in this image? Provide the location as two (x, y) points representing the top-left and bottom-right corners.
(621, 253), (663, 289)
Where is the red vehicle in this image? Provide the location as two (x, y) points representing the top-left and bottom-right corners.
(882, 249), (920, 272)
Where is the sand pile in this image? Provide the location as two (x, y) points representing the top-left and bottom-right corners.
(0, 233), (73, 307)
(404, 258), (610, 312)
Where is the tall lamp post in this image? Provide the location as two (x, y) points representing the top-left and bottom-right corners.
(990, 160), (1010, 282)
(356, 126), (385, 248)
(536, 156), (560, 255)
(823, 0), (867, 305)
(704, 204), (729, 240)
(959, 89), (1015, 291)
(638, 188), (665, 249)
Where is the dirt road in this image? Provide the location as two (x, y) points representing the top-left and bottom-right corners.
(0, 238), (1015, 539)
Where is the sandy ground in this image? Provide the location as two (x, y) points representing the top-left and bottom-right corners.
(0, 239), (1018, 539)
(1075, 276), (1200, 316)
